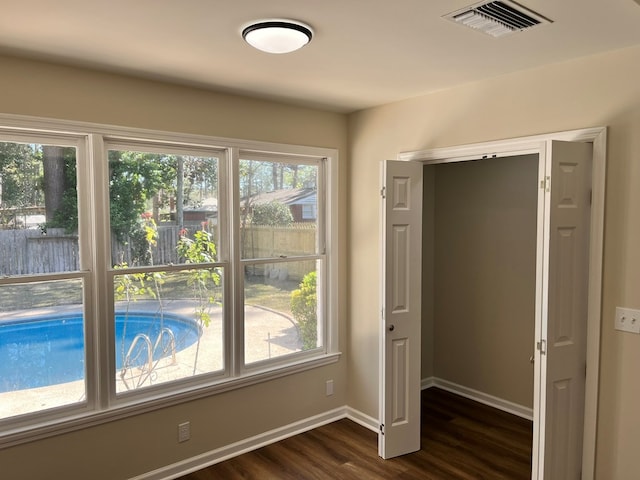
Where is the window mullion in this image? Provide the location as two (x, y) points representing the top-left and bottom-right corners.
(75, 134), (98, 411)
(88, 134), (114, 409)
(229, 147), (243, 377)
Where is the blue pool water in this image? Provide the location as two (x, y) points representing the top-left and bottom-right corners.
(0, 311), (200, 393)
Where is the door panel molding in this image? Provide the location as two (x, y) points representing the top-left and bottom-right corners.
(379, 159), (422, 459)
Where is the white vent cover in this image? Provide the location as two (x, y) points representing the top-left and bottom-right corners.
(444, 0), (551, 38)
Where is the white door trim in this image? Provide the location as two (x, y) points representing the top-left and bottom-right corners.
(398, 126), (606, 480)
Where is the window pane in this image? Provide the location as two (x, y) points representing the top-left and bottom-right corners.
(0, 279), (85, 419)
(114, 268), (224, 393)
(0, 142), (79, 275)
(108, 150), (220, 267)
(239, 158), (317, 259)
(244, 260), (320, 365)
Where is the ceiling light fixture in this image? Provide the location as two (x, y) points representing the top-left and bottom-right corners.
(242, 20), (313, 54)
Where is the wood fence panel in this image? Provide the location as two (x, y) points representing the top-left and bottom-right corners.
(242, 225), (316, 281)
(0, 224), (316, 279)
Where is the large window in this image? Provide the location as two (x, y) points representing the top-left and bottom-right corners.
(239, 155), (323, 366)
(0, 121), (338, 442)
(0, 138), (88, 420)
(106, 146), (226, 394)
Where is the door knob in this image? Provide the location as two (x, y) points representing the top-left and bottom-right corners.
(388, 324), (395, 332)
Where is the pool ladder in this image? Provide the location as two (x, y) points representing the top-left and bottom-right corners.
(120, 328), (177, 385)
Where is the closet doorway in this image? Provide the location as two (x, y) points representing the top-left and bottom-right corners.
(424, 153), (538, 418)
(380, 127), (606, 480)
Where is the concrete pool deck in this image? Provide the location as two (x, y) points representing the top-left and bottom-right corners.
(0, 300), (302, 420)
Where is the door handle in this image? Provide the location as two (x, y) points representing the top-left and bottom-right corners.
(388, 324), (395, 332)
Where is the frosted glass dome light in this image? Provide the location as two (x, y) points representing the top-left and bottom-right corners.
(242, 20), (313, 54)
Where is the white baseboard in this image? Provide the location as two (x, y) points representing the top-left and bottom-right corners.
(423, 377), (533, 421)
(131, 380), (531, 480)
(130, 407), (349, 480)
(345, 407), (378, 432)
(421, 376), (436, 390)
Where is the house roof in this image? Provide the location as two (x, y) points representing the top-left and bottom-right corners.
(1, 1), (640, 113)
(242, 188), (316, 207)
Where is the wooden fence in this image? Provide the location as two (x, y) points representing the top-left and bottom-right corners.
(241, 224), (316, 281)
(0, 228), (80, 275)
(0, 224), (317, 281)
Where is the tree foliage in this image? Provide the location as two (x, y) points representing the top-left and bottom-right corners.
(46, 148), (78, 232)
(108, 151), (176, 239)
(251, 201), (293, 226)
(239, 159), (317, 199)
(0, 143), (42, 226)
(290, 271), (317, 350)
(0, 142), (220, 255)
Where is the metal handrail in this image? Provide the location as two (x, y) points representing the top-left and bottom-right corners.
(120, 328), (178, 390)
(122, 333), (153, 374)
(153, 327), (177, 365)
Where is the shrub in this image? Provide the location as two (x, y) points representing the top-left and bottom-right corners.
(290, 271), (317, 350)
(251, 201), (293, 226)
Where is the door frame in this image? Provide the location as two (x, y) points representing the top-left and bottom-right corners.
(397, 126), (606, 480)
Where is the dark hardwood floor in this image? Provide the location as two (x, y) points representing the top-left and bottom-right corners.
(178, 388), (533, 479)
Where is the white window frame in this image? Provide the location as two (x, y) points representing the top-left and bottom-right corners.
(234, 151), (327, 373)
(0, 114), (340, 448)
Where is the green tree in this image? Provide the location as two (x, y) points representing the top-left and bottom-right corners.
(45, 148), (78, 232)
(251, 201), (293, 226)
(0, 143), (42, 227)
(290, 271), (317, 350)
(108, 151), (176, 240)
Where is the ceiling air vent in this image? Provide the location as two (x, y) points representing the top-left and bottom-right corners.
(444, 0), (551, 38)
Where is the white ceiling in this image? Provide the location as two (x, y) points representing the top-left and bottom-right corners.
(2, 0), (640, 113)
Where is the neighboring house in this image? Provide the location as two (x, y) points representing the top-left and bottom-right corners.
(182, 197), (218, 225)
(242, 187), (317, 222)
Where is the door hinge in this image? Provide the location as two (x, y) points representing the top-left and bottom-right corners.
(380, 186), (386, 199)
(379, 423), (385, 435)
(540, 176), (551, 192)
(381, 307), (385, 320)
(536, 340), (547, 355)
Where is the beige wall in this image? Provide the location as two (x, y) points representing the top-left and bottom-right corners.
(0, 55), (348, 480)
(348, 44), (640, 479)
(431, 156), (537, 408)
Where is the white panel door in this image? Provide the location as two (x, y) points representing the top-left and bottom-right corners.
(537, 140), (592, 479)
(379, 160), (422, 459)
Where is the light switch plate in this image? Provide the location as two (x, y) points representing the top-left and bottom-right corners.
(615, 307), (640, 334)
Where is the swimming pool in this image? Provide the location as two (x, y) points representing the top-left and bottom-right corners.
(0, 311), (200, 393)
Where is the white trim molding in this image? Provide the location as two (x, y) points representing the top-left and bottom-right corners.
(346, 407), (379, 433)
(423, 378), (533, 421)
(405, 126), (605, 480)
(131, 407), (350, 480)
(130, 405), (379, 480)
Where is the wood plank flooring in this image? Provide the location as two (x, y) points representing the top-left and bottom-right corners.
(178, 388), (533, 479)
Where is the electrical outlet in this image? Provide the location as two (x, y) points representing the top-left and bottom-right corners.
(178, 421), (190, 442)
(615, 307), (640, 334)
(326, 379), (334, 396)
